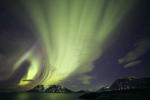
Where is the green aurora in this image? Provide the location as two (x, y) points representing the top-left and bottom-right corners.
(14, 0), (136, 88)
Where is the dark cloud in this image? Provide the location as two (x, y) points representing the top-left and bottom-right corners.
(0, 60), (30, 91)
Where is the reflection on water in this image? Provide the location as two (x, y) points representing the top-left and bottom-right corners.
(0, 93), (83, 100)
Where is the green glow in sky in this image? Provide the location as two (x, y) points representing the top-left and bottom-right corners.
(19, 0), (135, 86)
(14, 47), (40, 86)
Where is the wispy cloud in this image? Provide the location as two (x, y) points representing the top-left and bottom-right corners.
(78, 75), (93, 85)
(124, 60), (142, 68)
(118, 38), (150, 68)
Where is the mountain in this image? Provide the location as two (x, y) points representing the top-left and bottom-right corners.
(110, 77), (150, 90)
(28, 85), (45, 92)
(80, 77), (150, 100)
(97, 86), (110, 92)
(45, 85), (73, 93)
(76, 90), (86, 93)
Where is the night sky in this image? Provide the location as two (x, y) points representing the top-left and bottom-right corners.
(0, 0), (150, 91)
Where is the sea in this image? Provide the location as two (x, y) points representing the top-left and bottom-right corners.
(0, 93), (84, 100)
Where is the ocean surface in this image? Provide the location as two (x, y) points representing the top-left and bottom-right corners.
(0, 93), (83, 100)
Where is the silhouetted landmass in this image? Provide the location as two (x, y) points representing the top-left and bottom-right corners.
(27, 77), (150, 100)
(80, 89), (150, 100)
(76, 90), (87, 93)
(110, 77), (150, 90)
(28, 85), (45, 93)
(80, 77), (150, 100)
(45, 85), (73, 93)
(28, 85), (74, 93)
(97, 86), (110, 92)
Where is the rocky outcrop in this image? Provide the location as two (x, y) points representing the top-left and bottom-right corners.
(28, 85), (45, 92)
(45, 85), (73, 93)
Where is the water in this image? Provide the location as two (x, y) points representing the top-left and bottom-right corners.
(0, 93), (83, 100)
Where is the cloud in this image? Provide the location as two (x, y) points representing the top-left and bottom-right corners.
(118, 38), (150, 68)
(124, 60), (142, 68)
(78, 75), (93, 85)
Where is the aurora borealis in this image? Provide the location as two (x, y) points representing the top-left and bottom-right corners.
(19, 0), (135, 86)
(0, 0), (150, 91)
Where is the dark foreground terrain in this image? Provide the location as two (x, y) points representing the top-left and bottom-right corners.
(0, 93), (83, 100)
(80, 89), (150, 100)
(1, 77), (150, 100)
(0, 89), (150, 100)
